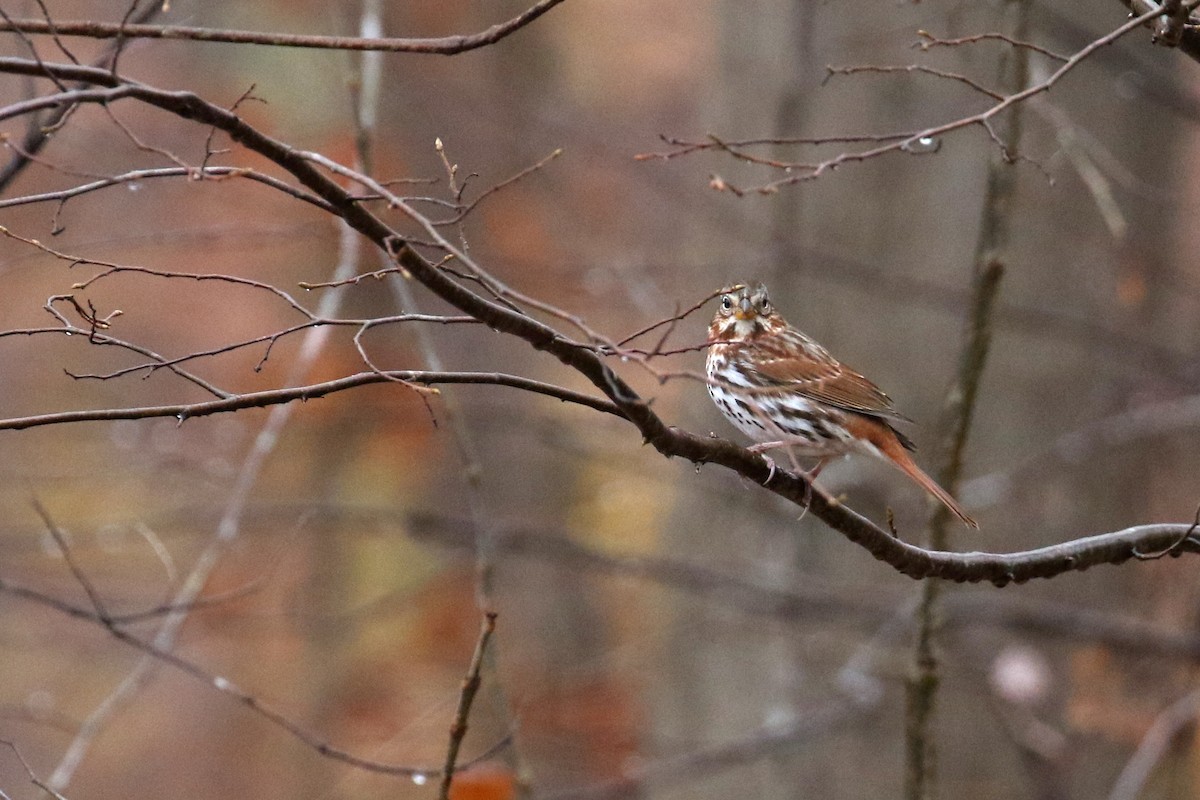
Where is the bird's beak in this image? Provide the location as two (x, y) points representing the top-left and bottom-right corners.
(734, 296), (754, 320)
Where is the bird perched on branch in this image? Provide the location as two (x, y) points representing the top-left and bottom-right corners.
(706, 281), (977, 528)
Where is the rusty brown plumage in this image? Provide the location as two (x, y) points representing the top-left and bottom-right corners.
(706, 282), (976, 528)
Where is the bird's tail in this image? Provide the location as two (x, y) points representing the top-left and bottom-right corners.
(879, 434), (978, 528)
(897, 456), (978, 528)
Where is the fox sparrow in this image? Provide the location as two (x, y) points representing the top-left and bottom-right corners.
(706, 282), (977, 527)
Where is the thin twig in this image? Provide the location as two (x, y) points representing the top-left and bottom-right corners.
(0, 164), (333, 212)
(634, 131), (916, 161)
(433, 147), (563, 226)
(914, 29), (1069, 62)
(0, 739), (68, 800)
(439, 612), (499, 800)
(35, 303), (231, 399)
(615, 286), (725, 347)
(824, 63), (1004, 101)
(32, 498), (111, 624)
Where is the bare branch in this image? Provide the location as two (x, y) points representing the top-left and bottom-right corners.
(914, 30), (1069, 62)
(635, 132), (915, 162)
(824, 63), (1005, 101)
(28, 305), (233, 399)
(648, 3), (1200, 193)
(0, 370), (624, 431)
(0, 164), (333, 214)
(10, 508), (503, 780)
(33, 498), (112, 623)
(439, 612), (498, 800)
(432, 147), (563, 226)
(0, 740), (68, 800)
(0, 1), (570, 55)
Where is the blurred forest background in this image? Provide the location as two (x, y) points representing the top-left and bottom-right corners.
(1, 0), (1199, 798)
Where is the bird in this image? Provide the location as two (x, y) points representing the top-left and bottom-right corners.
(705, 281), (977, 527)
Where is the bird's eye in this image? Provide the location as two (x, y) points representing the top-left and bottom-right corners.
(759, 298), (770, 312)
(720, 295), (733, 311)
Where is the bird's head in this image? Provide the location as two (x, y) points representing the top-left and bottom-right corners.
(708, 282), (784, 342)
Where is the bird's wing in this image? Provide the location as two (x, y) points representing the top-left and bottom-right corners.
(746, 338), (911, 423)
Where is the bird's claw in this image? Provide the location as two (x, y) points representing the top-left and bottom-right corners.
(761, 454), (777, 485)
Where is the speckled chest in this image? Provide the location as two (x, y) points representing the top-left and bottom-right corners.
(705, 344), (856, 455)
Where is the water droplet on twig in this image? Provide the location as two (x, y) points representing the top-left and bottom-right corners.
(902, 135), (941, 154)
